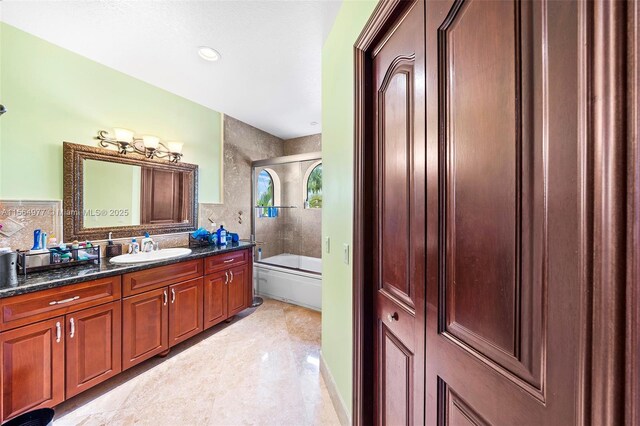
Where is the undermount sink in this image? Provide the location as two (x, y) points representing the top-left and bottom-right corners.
(109, 248), (192, 265)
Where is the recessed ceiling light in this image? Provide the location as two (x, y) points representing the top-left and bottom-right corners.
(198, 46), (221, 62)
(310, 121), (318, 126)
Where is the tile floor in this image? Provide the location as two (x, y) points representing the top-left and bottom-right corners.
(54, 298), (340, 425)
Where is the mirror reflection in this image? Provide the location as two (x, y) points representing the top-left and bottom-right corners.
(82, 159), (189, 229)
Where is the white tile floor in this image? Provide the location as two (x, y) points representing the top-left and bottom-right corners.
(54, 299), (340, 425)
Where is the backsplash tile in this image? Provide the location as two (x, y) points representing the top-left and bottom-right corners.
(0, 200), (63, 251)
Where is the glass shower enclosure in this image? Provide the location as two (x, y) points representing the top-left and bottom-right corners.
(250, 151), (323, 309)
(251, 151), (323, 273)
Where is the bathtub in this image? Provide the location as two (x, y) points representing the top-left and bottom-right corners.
(254, 253), (322, 311)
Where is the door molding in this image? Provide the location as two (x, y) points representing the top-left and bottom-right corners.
(353, 1), (417, 425)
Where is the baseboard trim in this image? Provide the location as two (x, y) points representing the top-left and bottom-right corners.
(320, 352), (351, 426)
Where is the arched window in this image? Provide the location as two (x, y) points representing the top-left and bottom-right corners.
(304, 162), (322, 209)
(257, 169), (274, 207)
(256, 168), (281, 218)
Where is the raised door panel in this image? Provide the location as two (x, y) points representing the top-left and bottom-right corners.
(227, 265), (248, 317)
(122, 288), (168, 370)
(379, 324), (412, 425)
(439, 0), (543, 389)
(0, 317), (64, 422)
(204, 271), (228, 329)
(372, 2), (426, 424)
(65, 301), (122, 398)
(426, 0), (584, 424)
(169, 278), (203, 347)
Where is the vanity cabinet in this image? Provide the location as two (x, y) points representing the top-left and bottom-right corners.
(168, 278), (203, 347)
(203, 271), (228, 329)
(0, 317), (65, 421)
(203, 253), (252, 329)
(227, 265), (250, 317)
(0, 247), (252, 423)
(122, 288), (169, 370)
(65, 301), (122, 398)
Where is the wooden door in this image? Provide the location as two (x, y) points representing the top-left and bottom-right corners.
(227, 265), (249, 317)
(372, 2), (426, 424)
(424, 0), (586, 424)
(204, 271), (228, 329)
(169, 278), (204, 347)
(0, 317), (64, 422)
(122, 288), (168, 370)
(140, 167), (185, 224)
(65, 301), (122, 398)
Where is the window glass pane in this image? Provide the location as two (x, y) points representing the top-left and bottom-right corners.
(306, 164), (322, 208)
(257, 170), (274, 207)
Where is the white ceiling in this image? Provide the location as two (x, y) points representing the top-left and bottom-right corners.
(0, 0), (343, 139)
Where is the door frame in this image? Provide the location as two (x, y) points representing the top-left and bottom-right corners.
(352, 1), (419, 425)
(352, 1), (638, 425)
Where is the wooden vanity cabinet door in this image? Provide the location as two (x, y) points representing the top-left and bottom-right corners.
(168, 278), (203, 347)
(203, 271), (228, 329)
(122, 288), (168, 370)
(227, 265), (249, 317)
(65, 301), (122, 398)
(0, 317), (64, 422)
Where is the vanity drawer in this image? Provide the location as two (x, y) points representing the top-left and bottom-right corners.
(123, 259), (203, 296)
(0, 276), (122, 331)
(204, 249), (249, 275)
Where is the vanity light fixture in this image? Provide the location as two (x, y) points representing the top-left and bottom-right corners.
(96, 129), (184, 163)
(198, 46), (221, 62)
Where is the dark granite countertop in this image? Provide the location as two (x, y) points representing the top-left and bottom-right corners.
(0, 242), (255, 299)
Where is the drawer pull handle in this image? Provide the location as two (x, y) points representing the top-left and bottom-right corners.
(70, 318), (75, 338)
(224, 271), (229, 285)
(229, 270), (234, 283)
(163, 290), (168, 306)
(55, 322), (61, 343)
(171, 288), (176, 304)
(223, 259), (235, 263)
(49, 296), (80, 306)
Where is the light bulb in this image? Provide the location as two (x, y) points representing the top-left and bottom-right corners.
(142, 135), (160, 149)
(113, 128), (134, 144)
(167, 142), (183, 154)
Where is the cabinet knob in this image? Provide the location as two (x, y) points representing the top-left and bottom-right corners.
(229, 270), (234, 283)
(224, 271), (229, 285)
(69, 318), (75, 338)
(163, 290), (168, 306)
(387, 312), (399, 323)
(171, 288), (176, 304)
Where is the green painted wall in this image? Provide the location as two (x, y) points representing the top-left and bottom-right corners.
(0, 23), (222, 202)
(83, 160), (141, 228)
(321, 0), (377, 417)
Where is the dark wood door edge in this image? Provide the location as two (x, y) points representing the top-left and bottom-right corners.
(353, 1), (416, 425)
(627, 3), (640, 425)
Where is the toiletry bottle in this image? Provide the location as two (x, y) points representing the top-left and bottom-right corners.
(31, 229), (42, 251)
(130, 238), (139, 254)
(41, 232), (48, 251)
(217, 225), (227, 246)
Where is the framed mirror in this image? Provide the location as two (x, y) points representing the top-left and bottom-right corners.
(63, 142), (198, 241)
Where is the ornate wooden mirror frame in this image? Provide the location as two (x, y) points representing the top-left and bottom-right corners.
(63, 142), (198, 241)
